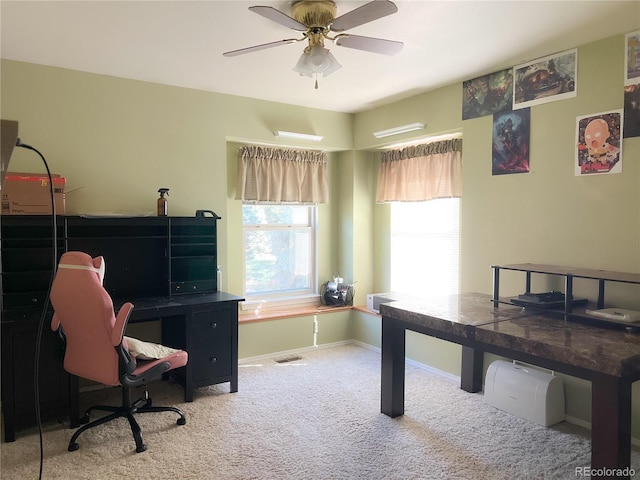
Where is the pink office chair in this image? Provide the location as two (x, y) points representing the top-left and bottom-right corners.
(50, 251), (188, 453)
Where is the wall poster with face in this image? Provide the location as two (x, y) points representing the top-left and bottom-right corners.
(575, 110), (623, 176)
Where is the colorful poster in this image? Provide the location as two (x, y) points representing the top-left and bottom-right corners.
(575, 110), (623, 176)
(625, 30), (640, 86)
(513, 49), (577, 109)
(492, 109), (530, 175)
(462, 68), (513, 120)
(623, 84), (640, 138)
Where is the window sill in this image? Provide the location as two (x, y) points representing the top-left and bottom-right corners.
(239, 304), (354, 324)
(352, 305), (380, 317)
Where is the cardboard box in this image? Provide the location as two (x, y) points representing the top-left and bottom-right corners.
(1, 172), (66, 215)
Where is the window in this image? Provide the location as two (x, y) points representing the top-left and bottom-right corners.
(242, 203), (317, 305)
(390, 199), (460, 297)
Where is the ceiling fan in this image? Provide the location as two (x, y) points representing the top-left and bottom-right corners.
(223, 0), (403, 88)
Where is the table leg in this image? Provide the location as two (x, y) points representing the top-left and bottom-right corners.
(381, 317), (406, 418)
(460, 346), (483, 393)
(591, 373), (632, 478)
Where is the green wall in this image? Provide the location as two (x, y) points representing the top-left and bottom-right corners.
(2, 31), (640, 434)
(352, 33), (640, 434)
(356, 36), (639, 307)
(1, 60), (353, 301)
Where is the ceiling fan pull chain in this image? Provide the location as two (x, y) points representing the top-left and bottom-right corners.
(315, 74), (319, 90)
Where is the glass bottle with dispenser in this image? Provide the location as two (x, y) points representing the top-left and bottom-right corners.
(157, 188), (169, 216)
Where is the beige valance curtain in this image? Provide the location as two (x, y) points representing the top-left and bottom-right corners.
(376, 138), (463, 202)
(236, 145), (329, 203)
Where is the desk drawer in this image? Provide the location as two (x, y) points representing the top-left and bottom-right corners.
(189, 309), (233, 382)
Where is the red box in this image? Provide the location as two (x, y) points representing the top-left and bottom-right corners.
(1, 172), (66, 215)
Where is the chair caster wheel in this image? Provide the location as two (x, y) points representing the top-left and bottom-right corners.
(136, 444), (147, 453)
(68, 442), (80, 452)
(177, 417), (186, 426)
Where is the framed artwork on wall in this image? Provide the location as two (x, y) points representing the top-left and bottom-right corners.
(624, 30), (640, 86)
(624, 31), (640, 138)
(513, 49), (577, 110)
(492, 109), (530, 175)
(623, 85), (640, 138)
(462, 68), (513, 120)
(575, 110), (623, 176)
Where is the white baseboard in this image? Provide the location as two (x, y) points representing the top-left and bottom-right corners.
(245, 338), (460, 384)
(564, 414), (640, 447)
(239, 340), (352, 365)
(350, 339), (461, 383)
(564, 414), (590, 430)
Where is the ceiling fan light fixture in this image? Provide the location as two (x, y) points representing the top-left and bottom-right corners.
(274, 130), (324, 142)
(373, 122), (426, 138)
(293, 45), (342, 78)
(293, 53), (314, 77)
(322, 50), (342, 77)
(309, 44), (329, 69)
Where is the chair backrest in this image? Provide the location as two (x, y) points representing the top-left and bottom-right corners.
(50, 251), (131, 386)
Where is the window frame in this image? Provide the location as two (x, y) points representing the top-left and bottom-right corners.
(241, 202), (319, 310)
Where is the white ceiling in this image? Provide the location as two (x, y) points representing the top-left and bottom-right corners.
(1, 1), (639, 114)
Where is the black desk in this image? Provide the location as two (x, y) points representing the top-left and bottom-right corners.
(381, 293), (640, 478)
(1, 291), (243, 442)
(118, 291), (243, 402)
(1, 214), (241, 441)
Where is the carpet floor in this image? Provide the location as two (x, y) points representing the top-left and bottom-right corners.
(2, 343), (639, 479)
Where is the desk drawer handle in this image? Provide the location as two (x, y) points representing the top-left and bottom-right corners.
(210, 322), (217, 329)
(209, 356), (217, 363)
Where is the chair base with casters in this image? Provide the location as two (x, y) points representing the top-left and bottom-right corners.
(69, 382), (186, 453)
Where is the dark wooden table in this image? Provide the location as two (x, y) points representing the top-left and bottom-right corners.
(381, 292), (640, 479)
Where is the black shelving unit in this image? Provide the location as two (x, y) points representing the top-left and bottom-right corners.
(492, 263), (640, 328)
(169, 217), (219, 294)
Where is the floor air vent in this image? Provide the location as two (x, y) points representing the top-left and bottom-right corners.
(275, 355), (303, 364)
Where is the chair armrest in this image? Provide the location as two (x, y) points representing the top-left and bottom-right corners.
(112, 302), (134, 346)
(120, 360), (171, 388)
(51, 312), (61, 332)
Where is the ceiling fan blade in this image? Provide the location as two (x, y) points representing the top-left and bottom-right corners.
(223, 39), (296, 57)
(249, 6), (308, 31)
(330, 0), (398, 32)
(335, 34), (403, 56)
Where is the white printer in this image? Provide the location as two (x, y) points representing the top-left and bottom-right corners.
(484, 360), (565, 426)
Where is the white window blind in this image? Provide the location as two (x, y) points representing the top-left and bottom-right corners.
(390, 199), (460, 298)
